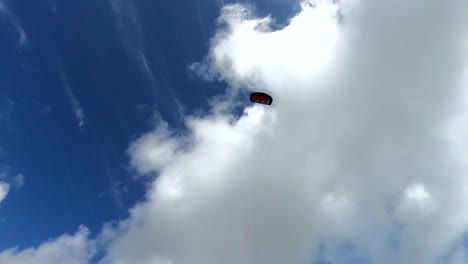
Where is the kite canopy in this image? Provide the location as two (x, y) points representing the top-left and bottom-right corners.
(250, 92), (273, 105)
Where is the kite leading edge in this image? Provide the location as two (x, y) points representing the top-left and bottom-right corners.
(250, 92), (273, 105)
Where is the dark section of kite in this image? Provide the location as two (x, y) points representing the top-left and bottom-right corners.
(250, 92), (273, 105)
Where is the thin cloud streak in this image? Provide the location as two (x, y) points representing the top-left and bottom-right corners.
(109, 0), (162, 104)
(0, 1), (28, 49)
(57, 62), (86, 130)
(140, 52), (157, 90)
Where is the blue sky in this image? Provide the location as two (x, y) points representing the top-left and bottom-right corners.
(1, 1), (468, 264)
(0, 0), (297, 253)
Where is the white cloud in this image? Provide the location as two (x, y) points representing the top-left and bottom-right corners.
(3, 0), (468, 264)
(0, 181), (10, 204)
(100, 0), (468, 264)
(128, 120), (186, 175)
(0, 226), (95, 264)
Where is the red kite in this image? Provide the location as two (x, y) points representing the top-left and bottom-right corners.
(250, 92), (273, 105)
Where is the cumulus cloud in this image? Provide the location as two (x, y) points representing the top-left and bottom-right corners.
(0, 181), (10, 204)
(0, 226), (95, 264)
(128, 120), (186, 176)
(100, 1), (468, 264)
(4, 0), (468, 263)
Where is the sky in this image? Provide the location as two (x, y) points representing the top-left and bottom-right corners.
(1, 0), (468, 264)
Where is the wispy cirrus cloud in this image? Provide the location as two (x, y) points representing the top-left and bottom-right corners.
(108, 0), (185, 117)
(0, 1), (28, 49)
(108, 0), (156, 92)
(57, 61), (86, 131)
